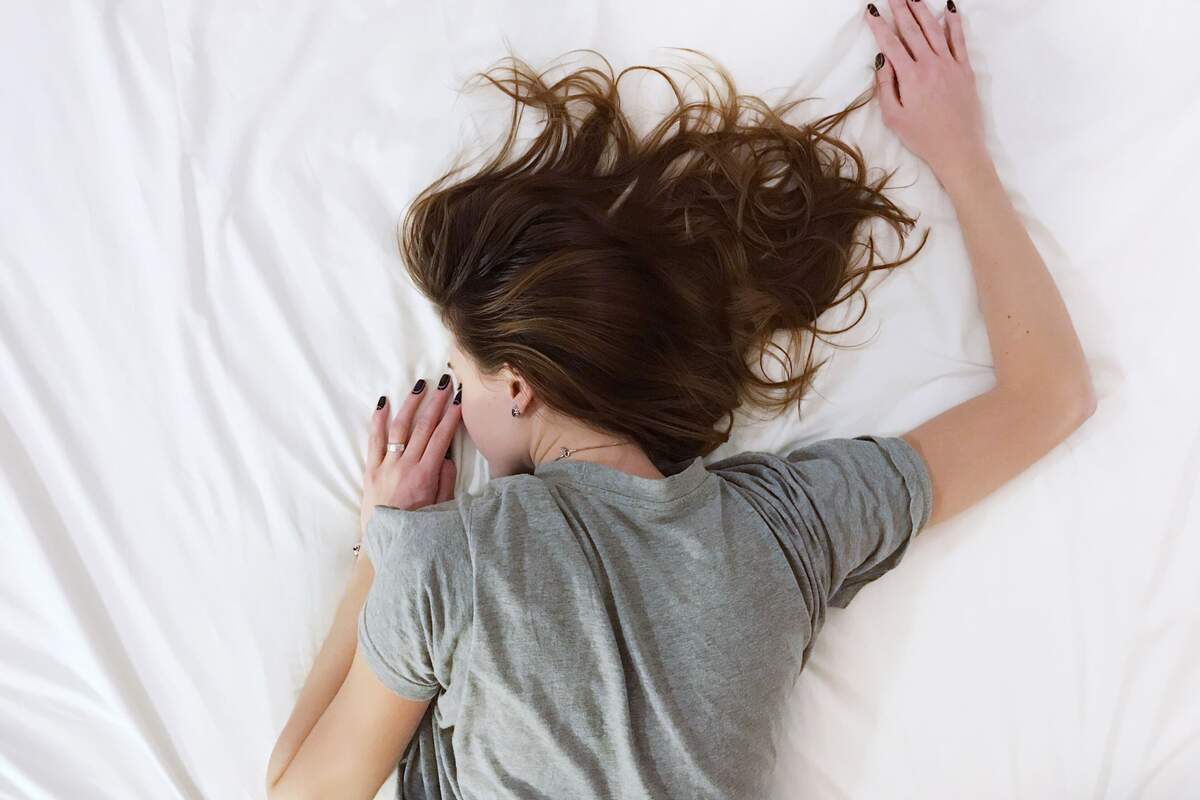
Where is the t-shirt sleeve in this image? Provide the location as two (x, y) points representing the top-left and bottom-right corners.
(716, 434), (934, 609)
(356, 499), (474, 701)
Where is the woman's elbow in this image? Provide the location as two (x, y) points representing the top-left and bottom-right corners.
(1071, 381), (1098, 425)
(1047, 372), (1098, 429)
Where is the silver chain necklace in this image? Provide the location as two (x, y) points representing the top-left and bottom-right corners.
(554, 441), (628, 461)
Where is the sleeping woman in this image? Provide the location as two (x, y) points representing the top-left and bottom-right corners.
(266, 2), (1095, 797)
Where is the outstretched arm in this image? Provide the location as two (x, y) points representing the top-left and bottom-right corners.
(867, 0), (1095, 528)
(904, 148), (1095, 529)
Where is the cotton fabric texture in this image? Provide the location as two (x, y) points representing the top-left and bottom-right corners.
(357, 434), (933, 799)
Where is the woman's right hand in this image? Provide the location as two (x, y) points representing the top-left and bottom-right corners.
(865, 0), (989, 187)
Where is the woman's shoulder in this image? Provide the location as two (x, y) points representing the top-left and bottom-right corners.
(365, 476), (538, 560)
(363, 494), (474, 569)
(370, 493), (472, 534)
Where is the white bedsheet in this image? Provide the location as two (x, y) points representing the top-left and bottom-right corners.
(2, 2), (1197, 798)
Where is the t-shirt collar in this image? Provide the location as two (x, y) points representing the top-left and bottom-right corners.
(533, 454), (709, 502)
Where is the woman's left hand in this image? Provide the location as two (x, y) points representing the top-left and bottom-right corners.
(865, 0), (986, 186)
(360, 378), (461, 534)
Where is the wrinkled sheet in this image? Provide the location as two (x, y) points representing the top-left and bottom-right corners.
(1, 2), (1197, 798)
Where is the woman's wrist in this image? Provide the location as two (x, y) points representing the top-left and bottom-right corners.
(933, 145), (998, 201)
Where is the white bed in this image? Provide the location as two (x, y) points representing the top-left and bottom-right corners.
(2, 2), (1197, 798)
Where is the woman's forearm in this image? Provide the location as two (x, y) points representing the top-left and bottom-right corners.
(937, 152), (1095, 406)
(267, 555), (375, 788)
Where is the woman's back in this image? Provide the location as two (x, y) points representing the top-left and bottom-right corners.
(357, 434), (933, 799)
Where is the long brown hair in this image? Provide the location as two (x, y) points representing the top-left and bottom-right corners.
(398, 48), (929, 466)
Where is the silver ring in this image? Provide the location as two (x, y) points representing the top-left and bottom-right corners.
(387, 442), (406, 454)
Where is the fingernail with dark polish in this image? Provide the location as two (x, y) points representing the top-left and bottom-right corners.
(438, 373), (451, 390)
(947, 0), (957, 11)
(376, 395), (386, 410)
(411, 379), (426, 394)
(867, 3), (879, 16)
(874, 52), (884, 70)
(452, 387), (462, 405)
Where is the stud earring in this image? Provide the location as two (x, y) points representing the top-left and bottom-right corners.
(511, 406), (522, 417)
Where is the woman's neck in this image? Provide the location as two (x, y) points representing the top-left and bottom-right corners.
(531, 424), (664, 479)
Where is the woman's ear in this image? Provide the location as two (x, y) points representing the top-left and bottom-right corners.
(502, 364), (535, 415)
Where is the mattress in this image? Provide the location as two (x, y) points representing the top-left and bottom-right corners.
(1, 2), (1197, 798)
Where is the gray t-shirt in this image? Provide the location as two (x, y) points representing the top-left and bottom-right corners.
(357, 434), (934, 799)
